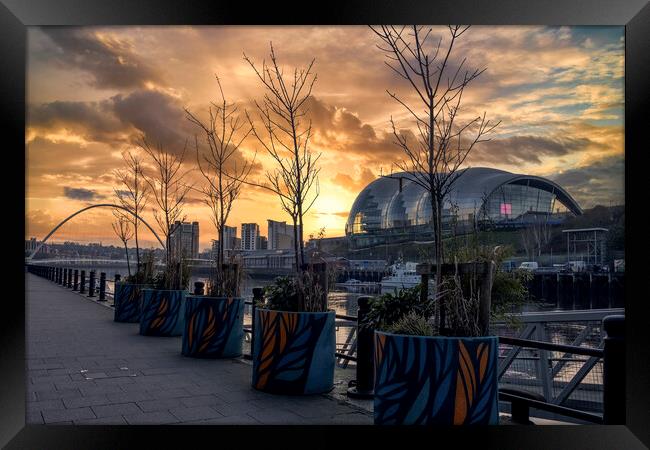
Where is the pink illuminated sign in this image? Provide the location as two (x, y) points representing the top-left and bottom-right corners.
(500, 203), (512, 215)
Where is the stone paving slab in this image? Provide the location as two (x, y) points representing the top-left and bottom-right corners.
(25, 274), (373, 425)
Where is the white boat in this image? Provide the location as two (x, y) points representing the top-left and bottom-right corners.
(335, 278), (381, 294)
(380, 261), (422, 294)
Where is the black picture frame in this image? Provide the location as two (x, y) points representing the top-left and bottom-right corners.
(3, 0), (648, 448)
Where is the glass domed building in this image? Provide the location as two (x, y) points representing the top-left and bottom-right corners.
(345, 167), (582, 248)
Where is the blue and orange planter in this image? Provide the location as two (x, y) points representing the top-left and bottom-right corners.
(113, 283), (151, 323)
(252, 309), (335, 395)
(374, 332), (499, 425)
(139, 289), (186, 336)
(181, 296), (244, 358)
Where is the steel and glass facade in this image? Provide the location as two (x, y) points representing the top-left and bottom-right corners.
(345, 168), (582, 248)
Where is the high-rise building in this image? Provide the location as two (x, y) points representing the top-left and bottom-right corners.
(211, 225), (240, 259)
(211, 239), (219, 258)
(267, 219), (301, 250)
(223, 226), (237, 250)
(169, 221), (199, 259)
(258, 236), (268, 250)
(241, 223), (260, 251)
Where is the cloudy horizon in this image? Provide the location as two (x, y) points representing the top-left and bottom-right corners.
(26, 25), (625, 249)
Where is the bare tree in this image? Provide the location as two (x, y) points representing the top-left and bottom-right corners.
(112, 210), (134, 277)
(113, 151), (150, 274)
(242, 43), (321, 272)
(139, 136), (192, 266)
(185, 76), (255, 295)
(522, 216), (551, 258)
(520, 226), (535, 259)
(370, 25), (499, 328)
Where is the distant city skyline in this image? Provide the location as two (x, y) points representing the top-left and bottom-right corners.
(26, 26), (624, 248)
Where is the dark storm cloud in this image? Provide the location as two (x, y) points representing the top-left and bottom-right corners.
(112, 89), (191, 150)
(29, 88), (193, 151)
(469, 135), (607, 165)
(42, 28), (161, 89)
(304, 96), (402, 163)
(63, 186), (104, 201)
(29, 100), (124, 144)
(549, 155), (624, 207)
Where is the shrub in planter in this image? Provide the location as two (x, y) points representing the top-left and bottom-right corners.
(139, 258), (190, 337)
(182, 262), (245, 358)
(366, 260), (501, 425)
(251, 265), (335, 395)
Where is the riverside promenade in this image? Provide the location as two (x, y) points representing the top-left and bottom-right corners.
(25, 274), (372, 425)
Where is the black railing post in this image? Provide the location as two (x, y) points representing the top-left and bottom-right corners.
(99, 272), (106, 301)
(248, 287), (263, 360)
(55, 267), (60, 284)
(603, 315), (625, 424)
(193, 281), (205, 295)
(73, 270), (79, 291)
(347, 296), (374, 399)
(80, 270), (86, 293)
(88, 271), (96, 297)
(114, 273), (121, 285)
(67, 268), (73, 288)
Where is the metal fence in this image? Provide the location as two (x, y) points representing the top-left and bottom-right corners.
(493, 309), (621, 414)
(27, 264), (624, 423)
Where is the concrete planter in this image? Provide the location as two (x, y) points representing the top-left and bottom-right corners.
(182, 296), (245, 358)
(139, 289), (186, 336)
(252, 309), (335, 395)
(113, 283), (151, 323)
(374, 332), (499, 425)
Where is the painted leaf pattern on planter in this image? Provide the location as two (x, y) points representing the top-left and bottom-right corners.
(252, 310), (329, 394)
(114, 284), (146, 323)
(182, 297), (244, 358)
(453, 340), (498, 424)
(374, 333), (498, 425)
(139, 290), (185, 336)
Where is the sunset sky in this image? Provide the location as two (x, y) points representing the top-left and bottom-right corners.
(26, 26), (625, 250)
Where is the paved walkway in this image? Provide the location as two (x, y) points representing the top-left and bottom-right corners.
(25, 274), (372, 425)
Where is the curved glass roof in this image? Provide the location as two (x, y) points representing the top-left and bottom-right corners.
(346, 167), (582, 236)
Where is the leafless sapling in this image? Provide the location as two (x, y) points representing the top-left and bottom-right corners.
(370, 25), (500, 330)
(139, 136), (192, 270)
(113, 151), (150, 276)
(111, 210), (134, 277)
(185, 76), (255, 296)
(243, 43), (321, 274)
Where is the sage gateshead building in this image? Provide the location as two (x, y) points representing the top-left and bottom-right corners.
(345, 167), (582, 248)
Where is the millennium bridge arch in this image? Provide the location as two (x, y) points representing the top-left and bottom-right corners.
(27, 203), (165, 260)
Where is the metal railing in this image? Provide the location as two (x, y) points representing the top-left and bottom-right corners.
(493, 309), (622, 415)
(26, 264), (625, 424)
